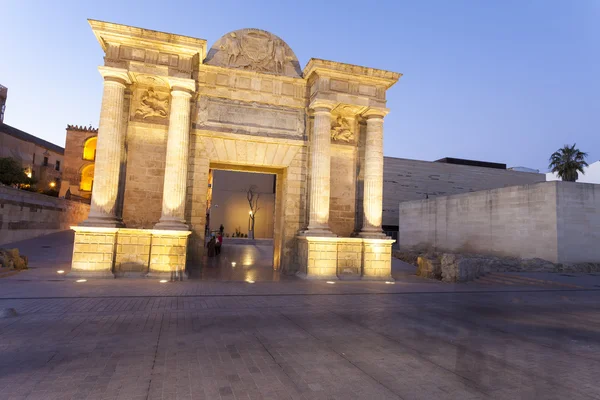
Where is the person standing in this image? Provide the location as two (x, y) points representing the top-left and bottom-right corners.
(216, 233), (223, 255)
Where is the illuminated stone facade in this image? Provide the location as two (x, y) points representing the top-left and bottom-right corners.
(71, 20), (400, 279)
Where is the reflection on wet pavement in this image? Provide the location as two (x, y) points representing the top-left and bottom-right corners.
(187, 239), (296, 282)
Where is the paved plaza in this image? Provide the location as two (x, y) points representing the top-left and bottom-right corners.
(1, 232), (600, 399)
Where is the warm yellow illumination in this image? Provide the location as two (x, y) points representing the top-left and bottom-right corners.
(25, 170), (32, 178)
(231, 262), (236, 267)
(75, 279), (87, 283)
(83, 137), (97, 161)
(159, 279), (168, 283)
(57, 270), (65, 274)
(249, 210), (253, 215)
(80, 164), (95, 192)
(326, 281), (336, 284)
(385, 281), (395, 284)
(246, 280), (255, 283)
(49, 181), (56, 188)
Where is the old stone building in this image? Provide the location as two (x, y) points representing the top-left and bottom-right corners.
(59, 125), (98, 200)
(0, 125), (64, 190)
(71, 20), (400, 280)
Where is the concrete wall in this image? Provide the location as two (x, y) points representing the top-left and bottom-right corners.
(383, 157), (546, 227)
(0, 185), (89, 245)
(210, 170), (275, 238)
(398, 181), (600, 263)
(556, 182), (600, 263)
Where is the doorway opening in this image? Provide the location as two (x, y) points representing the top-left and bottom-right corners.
(189, 163), (289, 281)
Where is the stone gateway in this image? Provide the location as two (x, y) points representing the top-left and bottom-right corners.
(71, 20), (401, 280)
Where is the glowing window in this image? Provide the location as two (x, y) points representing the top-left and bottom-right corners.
(80, 164), (95, 192)
(83, 137), (97, 161)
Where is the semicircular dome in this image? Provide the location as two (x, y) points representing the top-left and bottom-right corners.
(204, 29), (302, 78)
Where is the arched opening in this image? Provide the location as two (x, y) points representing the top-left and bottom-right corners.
(83, 137), (97, 161)
(80, 164), (95, 192)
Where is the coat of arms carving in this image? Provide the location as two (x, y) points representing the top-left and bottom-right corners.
(205, 29), (302, 77)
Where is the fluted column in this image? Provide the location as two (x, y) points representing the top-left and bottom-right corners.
(155, 79), (195, 230)
(360, 108), (389, 238)
(305, 100), (335, 236)
(82, 67), (131, 227)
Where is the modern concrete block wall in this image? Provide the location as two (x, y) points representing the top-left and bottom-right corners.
(398, 181), (600, 264)
(383, 157), (545, 227)
(555, 182), (600, 263)
(0, 185), (90, 245)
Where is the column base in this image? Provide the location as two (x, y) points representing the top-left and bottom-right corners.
(80, 215), (125, 228)
(154, 219), (189, 231)
(299, 228), (337, 237)
(358, 230), (388, 239)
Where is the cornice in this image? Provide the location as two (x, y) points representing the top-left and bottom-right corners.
(303, 58), (401, 88)
(89, 19), (207, 59)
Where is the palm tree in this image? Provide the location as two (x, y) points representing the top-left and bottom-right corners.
(549, 144), (589, 182)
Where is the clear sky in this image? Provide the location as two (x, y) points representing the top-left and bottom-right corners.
(1, 0), (598, 173)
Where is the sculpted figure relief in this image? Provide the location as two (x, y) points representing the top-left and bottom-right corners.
(135, 88), (169, 119)
(331, 116), (354, 142)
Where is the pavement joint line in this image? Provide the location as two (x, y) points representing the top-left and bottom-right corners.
(0, 287), (599, 301)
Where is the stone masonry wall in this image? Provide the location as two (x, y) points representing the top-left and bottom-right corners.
(399, 182), (560, 261)
(383, 157), (546, 227)
(0, 185), (89, 245)
(122, 123), (168, 228)
(329, 145), (357, 236)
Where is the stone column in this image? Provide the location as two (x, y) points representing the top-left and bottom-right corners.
(82, 67), (131, 227)
(305, 100), (336, 236)
(360, 108), (389, 238)
(155, 78), (195, 231)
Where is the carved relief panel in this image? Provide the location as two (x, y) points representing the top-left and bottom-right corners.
(204, 29), (302, 78)
(130, 76), (171, 124)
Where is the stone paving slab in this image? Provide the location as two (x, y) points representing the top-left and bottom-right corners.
(1, 291), (600, 399)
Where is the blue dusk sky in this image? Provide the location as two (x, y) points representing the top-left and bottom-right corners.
(1, 0), (598, 172)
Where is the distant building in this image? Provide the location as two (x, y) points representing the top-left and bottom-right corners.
(59, 125), (98, 200)
(0, 86), (64, 190)
(508, 166), (540, 173)
(382, 157), (547, 235)
(0, 122), (64, 190)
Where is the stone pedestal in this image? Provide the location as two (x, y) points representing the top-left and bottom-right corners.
(69, 227), (190, 279)
(82, 67), (130, 228)
(147, 231), (191, 279)
(70, 227), (118, 278)
(359, 109), (388, 238)
(155, 80), (195, 230)
(297, 236), (395, 281)
(304, 101), (335, 236)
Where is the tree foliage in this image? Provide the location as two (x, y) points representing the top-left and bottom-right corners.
(548, 144), (588, 182)
(0, 157), (35, 187)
